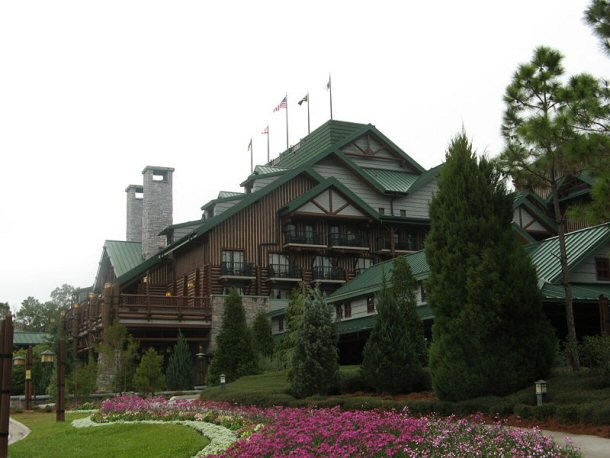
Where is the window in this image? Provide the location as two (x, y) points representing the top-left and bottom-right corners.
(270, 287), (291, 299)
(222, 250), (250, 275)
(378, 208), (385, 215)
(355, 257), (372, 275)
(269, 253), (290, 277)
(596, 257), (610, 281)
(367, 295), (375, 313)
(344, 301), (352, 318)
(420, 284), (426, 303)
(400, 209), (406, 217)
(278, 316), (284, 332)
(335, 304), (343, 320)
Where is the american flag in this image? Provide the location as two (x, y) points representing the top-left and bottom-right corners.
(273, 96), (287, 112)
(261, 125), (269, 135)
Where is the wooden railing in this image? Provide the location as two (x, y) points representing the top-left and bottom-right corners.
(117, 294), (212, 322)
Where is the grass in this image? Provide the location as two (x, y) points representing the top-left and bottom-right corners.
(9, 412), (210, 458)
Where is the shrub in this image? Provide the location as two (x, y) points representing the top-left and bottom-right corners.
(580, 335), (610, 378)
(134, 347), (166, 394)
(251, 311), (274, 358)
(556, 405), (579, 424)
(166, 330), (195, 390)
(339, 371), (369, 394)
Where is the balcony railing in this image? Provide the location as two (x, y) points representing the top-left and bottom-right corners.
(377, 237), (423, 252)
(329, 232), (367, 248)
(284, 230), (326, 246)
(268, 263), (302, 279)
(118, 294), (212, 321)
(221, 261), (255, 277)
(312, 265), (346, 281)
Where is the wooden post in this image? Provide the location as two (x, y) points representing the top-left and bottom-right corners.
(0, 314), (14, 458)
(600, 294), (610, 335)
(56, 335), (66, 422)
(25, 345), (33, 411)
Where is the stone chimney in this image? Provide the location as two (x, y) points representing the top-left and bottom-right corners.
(141, 166), (174, 260)
(125, 184), (143, 242)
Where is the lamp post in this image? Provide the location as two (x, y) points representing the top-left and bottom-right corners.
(535, 379), (548, 406)
(12, 346), (33, 411)
(0, 313), (14, 458)
(57, 322), (66, 422)
(220, 373), (226, 389)
(195, 345), (206, 386)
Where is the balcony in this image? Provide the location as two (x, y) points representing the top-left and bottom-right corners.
(219, 261), (256, 279)
(377, 237), (423, 253)
(312, 265), (346, 283)
(328, 231), (369, 251)
(283, 230), (326, 250)
(268, 263), (302, 281)
(117, 294), (212, 324)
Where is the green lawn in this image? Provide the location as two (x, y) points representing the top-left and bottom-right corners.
(10, 412), (210, 458)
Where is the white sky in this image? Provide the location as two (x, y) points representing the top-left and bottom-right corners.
(1, 1), (608, 310)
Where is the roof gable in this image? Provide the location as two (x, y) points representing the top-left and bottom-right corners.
(280, 177), (378, 220)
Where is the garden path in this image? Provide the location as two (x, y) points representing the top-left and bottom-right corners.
(540, 430), (610, 458)
(8, 417), (30, 445)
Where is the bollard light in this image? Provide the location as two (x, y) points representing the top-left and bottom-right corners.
(220, 373), (226, 389)
(535, 379), (547, 406)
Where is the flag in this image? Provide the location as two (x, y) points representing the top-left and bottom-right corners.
(261, 125), (269, 135)
(326, 74), (331, 90)
(298, 94), (308, 106)
(273, 96), (287, 112)
(248, 138), (252, 151)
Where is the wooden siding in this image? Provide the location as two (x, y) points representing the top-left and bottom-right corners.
(252, 175), (282, 192)
(394, 181), (437, 219)
(571, 243), (610, 283)
(214, 198), (245, 217)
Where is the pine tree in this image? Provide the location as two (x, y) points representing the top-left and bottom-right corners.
(207, 288), (257, 384)
(392, 256), (427, 365)
(166, 330), (194, 390)
(426, 133), (556, 401)
(361, 275), (423, 394)
(251, 310), (274, 358)
(134, 347), (166, 395)
(278, 285), (306, 377)
(290, 287), (339, 398)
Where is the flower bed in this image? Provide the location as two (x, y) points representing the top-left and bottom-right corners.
(89, 395), (581, 458)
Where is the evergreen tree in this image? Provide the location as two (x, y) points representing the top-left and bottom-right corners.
(251, 310), (274, 358)
(500, 47), (609, 369)
(392, 256), (427, 365)
(134, 347), (166, 395)
(426, 133), (556, 401)
(166, 330), (194, 390)
(97, 323), (139, 393)
(290, 287), (339, 398)
(361, 276), (423, 394)
(278, 285), (306, 377)
(585, 0), (610, 56)
(207, 288), (257, 384)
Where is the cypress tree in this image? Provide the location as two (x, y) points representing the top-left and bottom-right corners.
(278, 285), (306, 377)
(426, 133), (556, 401)
(134, 348), (166, 395)
(208, 288), (257, 384)
(290, 287), (339, 398)
(251, 310), (274, 358)
(361, 275), (423, 394)
(393, 256), (427, 365)
(166, 330), (194, 390)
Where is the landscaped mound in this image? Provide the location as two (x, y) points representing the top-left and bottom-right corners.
(89, 395), (581, 457)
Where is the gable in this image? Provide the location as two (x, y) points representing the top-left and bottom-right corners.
(294, 188), (367, 218)
(340, 133), (421, 173)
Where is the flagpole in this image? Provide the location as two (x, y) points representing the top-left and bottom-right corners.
(249, 138), (253, 173)
(328, 74), (333, 120)
(267, 126), (270, 163)
(307, 93), (310, 134)
(285, 92), (289, 149)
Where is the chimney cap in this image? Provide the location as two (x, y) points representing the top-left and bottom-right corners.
(142, 165), (175, 174)
(125, 184), (144, 192)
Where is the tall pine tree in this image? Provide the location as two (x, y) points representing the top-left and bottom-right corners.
(426, 133), (556, 401)
(166, 330), (194, 390)
(251, 310), (274, 358)
(361, 273), (424, 394)
(207, 288), (257, 384)
(290, 287), (339, 398)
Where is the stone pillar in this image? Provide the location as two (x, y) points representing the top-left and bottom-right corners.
(209, 295), (269, 352)
(142, 166), (174, 260)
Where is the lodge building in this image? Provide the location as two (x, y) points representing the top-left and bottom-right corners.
(67, 119), (608, 378)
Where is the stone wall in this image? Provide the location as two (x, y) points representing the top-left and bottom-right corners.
(125, 184), (143, 242)
(142, 166), (174, 260)
(209, 295), (270, 352)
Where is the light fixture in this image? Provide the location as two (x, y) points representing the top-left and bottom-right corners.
(220, 373), (226, 388)
(187, 280), (195, 289)
(40, 350), (56, 364)
(535, 379), (547, 406)
(13, 355), (25, 367)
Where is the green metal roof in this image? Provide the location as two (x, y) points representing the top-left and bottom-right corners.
(201, 192), (246, 210)
(240, 166), (288, 187)
(280, 176), (379, 220)
(541, 283), (610, 301)
(528, 223), (609, 285)
(104, 240), (143, 278)
(327, 250), (429, 303)
(218, 191), (245, 198)
(361, 168), (418, 193)
(13, 331), (51, 346)
(335, 305), (433, 335)
(407, 163), (443, 194)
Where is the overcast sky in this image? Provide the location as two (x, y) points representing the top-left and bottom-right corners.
(1, 1), (607, 310)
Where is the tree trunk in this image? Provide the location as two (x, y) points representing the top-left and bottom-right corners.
(550, 177), (581, 371)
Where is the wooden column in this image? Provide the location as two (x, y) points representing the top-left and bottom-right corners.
(25, 345), (33, 411)
(56, 334), (66, 422)
(600, 294), (610, 335)
(0, 314), (14, 458)
(102, 283), (113, 334)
